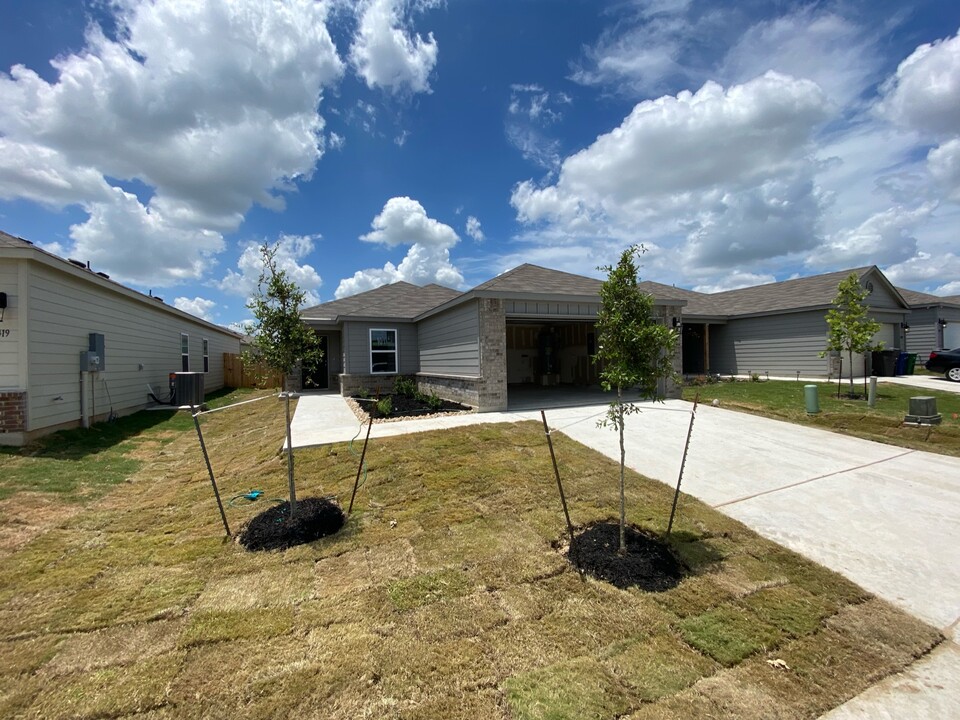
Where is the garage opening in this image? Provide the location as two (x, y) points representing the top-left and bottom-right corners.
(506, 320), (600, 404)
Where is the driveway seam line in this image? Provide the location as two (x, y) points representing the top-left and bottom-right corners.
(711, 448), (917, 509)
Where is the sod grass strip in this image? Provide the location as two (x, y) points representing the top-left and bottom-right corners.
(0, 389), (943, 719)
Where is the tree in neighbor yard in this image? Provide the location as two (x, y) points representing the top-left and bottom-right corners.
(246, 242), (324, 518)
(823, 273), (882, 398)
(595, 245), (679, 555)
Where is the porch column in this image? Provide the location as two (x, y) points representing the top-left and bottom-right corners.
(478, 298), (507, 411)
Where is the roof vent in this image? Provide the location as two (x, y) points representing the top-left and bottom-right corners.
(68, 258), (87, 269)
(96, 271), (110, 279)
(153, 296), (163, 303)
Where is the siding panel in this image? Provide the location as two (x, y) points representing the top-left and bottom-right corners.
(343, 321), (418, 374)
(0, 261), (21, 389)
(709, 311), (830, 377)
(418, 301), (480, 376)
(26, 263), (240, 430)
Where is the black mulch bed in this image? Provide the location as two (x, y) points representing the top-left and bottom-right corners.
(354, 393), (471, 419)
(239, 496), (345, 552)
(569, 521), (685, 591)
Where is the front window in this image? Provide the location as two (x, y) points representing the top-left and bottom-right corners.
(370, 329), (397, 374)
(202, 338), (209, 373)
(181, 333), (189, 372)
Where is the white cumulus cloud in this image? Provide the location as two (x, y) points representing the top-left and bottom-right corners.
(465, 215), (484, 242)
(174, 296), (219, 321)
(336, 196), (463, 297)
(0, 0), (343, 287)
(349, 0), (438, 94)
(219, 234), (323, 307)
(511, 72), (829, 275)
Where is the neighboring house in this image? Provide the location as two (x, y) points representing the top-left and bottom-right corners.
(897, 288), (960, 357)
(639, 266), (912, 378)
(0, 231), (242, 446)
(301, 264), (686, 411)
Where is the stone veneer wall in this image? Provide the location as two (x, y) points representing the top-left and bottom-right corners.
(0, 391), (27, 434)
(477, 298), (508, 411)
(415, 374), (481, 408)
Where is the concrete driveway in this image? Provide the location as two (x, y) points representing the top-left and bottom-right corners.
(289, 392), (960, 717)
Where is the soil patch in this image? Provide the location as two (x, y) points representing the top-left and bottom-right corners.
(569, 521), (685, 591)
(239, 496), (345, 552)
(353, 393), (472, 420)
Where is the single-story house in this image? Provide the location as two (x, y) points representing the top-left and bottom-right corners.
(638, 266), (913, 378)
(300, 264), (687, 411)
(897, 288), (960, 358)
(0, 231), (242, 446)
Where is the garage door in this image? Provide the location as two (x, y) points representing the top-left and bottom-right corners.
(873, 323), (896, 350)
(945, 323), (960, 350)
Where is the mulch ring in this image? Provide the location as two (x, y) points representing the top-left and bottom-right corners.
(238, 496), (345, 552)
(567, 521), (685, 591)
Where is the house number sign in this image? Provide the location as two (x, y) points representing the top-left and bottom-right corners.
(0, 329), (10, 338)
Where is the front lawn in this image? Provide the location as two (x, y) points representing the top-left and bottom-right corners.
(683, 379), (960, 457)
(0, 390), (942, 718)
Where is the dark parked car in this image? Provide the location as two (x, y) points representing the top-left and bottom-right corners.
(925, 348), (960, 382)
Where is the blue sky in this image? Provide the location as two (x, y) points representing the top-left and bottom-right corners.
(1, 0), (959, 329)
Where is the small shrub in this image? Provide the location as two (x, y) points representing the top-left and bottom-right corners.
(426, 392), (444, 411)
(357, 387), (370, 400)
(376, 396), (392, 417)
(750, 372), (761, 382)
(393, 376), (417, 398)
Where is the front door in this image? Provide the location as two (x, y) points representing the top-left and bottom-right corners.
(302, 335), (329, 389)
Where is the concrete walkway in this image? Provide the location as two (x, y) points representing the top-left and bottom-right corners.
(289, 392), (960, 717)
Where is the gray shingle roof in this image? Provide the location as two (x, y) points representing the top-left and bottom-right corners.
(472, 264), (603, 296)
(0, 230), (33, 248)
(301, 282), (461, 321)
(680, 266), (876, 317)
(897, 287), (960, 308)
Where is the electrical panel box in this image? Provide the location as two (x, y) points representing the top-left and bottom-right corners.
(80, 351), (101, 372)
(88, 333), (106, 371)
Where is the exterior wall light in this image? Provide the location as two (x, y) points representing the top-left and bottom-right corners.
(900, 322), (910, 333)
(938, 318), (948, 327)
(672, 317), (682, 329)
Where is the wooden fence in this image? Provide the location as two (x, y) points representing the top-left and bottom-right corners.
(223, 353), (285, 389)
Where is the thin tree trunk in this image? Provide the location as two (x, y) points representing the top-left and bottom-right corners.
(284, 379), (297, 518)
(848, 349), (854, 396)
(618, 385), (626, 555)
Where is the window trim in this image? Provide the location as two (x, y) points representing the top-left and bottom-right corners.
(202, 338), (209, 373)
(369, 328), (398, 375)
(181, 333), (189, 372)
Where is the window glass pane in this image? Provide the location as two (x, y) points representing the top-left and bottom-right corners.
(371, 352), (397, 373)
(181, 334), (189, 353)
(370, 330), (396, 351)
(203, 339), (209, 355)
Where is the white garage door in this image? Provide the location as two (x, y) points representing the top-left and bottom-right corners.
(945, 323), (960, 350)
(873, 323), (896, 350)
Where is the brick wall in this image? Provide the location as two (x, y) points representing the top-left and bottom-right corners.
(477, 298), (508, 411)
(0, 391), (27, 433)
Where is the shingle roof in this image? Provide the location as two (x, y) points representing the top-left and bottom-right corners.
(0, 230), (33, 248)
(472, 264), (603, 296)
(897, 287), (960, 308)
(301, 282), (462, 321)
(680, 266), (876, 317)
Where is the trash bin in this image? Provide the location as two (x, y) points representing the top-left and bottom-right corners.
(906, 353), (918, 375)
(895, 352), (908, 376)
(873, 349), (898, 377)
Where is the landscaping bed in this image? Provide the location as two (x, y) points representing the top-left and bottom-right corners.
(352, 392), (472, 420)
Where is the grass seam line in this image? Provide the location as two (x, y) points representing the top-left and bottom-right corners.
(712, 448), (916, 509)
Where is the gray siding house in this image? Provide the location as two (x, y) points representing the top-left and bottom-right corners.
(301, 264), (686, 411)
(897, 288), (960, 358)
(640, 266), (913, 379)
(0, 231), (242, 445)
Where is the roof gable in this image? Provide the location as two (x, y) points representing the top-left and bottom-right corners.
(472, 264), (602, 296)
(301, 281), (461, 321)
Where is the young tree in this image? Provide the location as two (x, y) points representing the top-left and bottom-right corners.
(595, 245), (679, 554)
(246, 243), (324, 518)
(823, 273), (882, 397)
